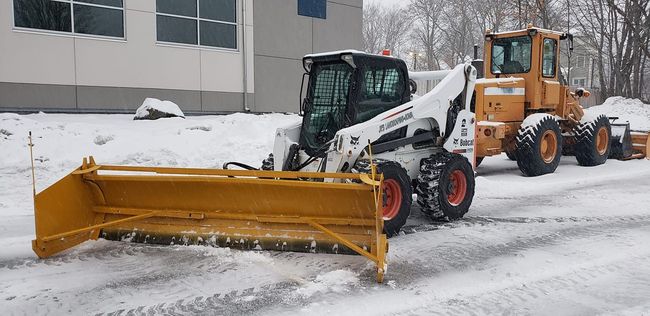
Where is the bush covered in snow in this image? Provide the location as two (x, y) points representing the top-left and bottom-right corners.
(134, 98), (185, 120)
(587, 97), (650, 130)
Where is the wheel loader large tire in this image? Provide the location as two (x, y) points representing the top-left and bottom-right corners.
(574, 114), (611, 166)
(353, 159), (412, 237)
(515, 114), (562, 176)
(260, 153), (274, 170)
(505, 150), (517, 161)
(416, 153), (475, 220)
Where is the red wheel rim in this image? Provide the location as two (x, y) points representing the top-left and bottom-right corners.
(382, 179), (402, 220)
(447, 170), (467, 206)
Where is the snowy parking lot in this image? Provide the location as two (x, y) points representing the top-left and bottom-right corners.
(1, 98), (650, 315)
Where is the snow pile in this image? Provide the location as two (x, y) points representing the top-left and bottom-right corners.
(587, 97), (650, 130)
(296, 269), (360, 297)
(134, 98), (185, 120)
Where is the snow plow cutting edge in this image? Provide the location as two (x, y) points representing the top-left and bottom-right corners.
(32, 156), (389, 282)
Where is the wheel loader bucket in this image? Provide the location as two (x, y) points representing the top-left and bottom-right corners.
(630, 131), (650, 159)
(32, 157), (388, 282)
(609, 121), (649, 160)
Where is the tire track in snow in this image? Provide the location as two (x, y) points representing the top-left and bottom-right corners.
(387, 215), (650, 284)
(408, 252), (650, 315)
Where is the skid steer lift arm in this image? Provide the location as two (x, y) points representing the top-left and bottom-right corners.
(324, 63), (478, 173)
(32, 156), (390, 282)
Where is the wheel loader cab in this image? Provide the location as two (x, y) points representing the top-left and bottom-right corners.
(482, 26), (567, 115)
(299, 52), (410, 156)
(475, 25), (614, 176)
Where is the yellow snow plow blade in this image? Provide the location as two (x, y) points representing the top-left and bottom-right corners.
(32, 157), (388, 282)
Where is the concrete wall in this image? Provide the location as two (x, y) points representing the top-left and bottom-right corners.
(252, 0), (363, 112)
(0, 0), (254, 114)
(0, 0), (363, 114)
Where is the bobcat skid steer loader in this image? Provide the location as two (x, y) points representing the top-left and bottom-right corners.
(32, 51), (477, 283)
(241, 51), (478, 236)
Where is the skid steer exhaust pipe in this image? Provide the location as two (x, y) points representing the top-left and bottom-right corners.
(32, 157), (389, 282)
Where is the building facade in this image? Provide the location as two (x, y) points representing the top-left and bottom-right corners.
(0, 0), (363, 114)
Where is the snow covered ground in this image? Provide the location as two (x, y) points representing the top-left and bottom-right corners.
(1, 98), (650, 315)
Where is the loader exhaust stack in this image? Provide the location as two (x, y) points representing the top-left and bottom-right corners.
(32, 157), (388, 282)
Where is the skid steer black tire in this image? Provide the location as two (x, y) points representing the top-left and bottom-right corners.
(260, 153), (274, 171)
(574, 114), (611, 166)
(515, 115), (562, 176)
(416, 153), (475, 220)
(353, 159), (412, 237)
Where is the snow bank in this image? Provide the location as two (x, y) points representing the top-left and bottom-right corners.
(0, 112), (300, 218)
(587, 97), (650, 130)
(134, 98), (185, 120)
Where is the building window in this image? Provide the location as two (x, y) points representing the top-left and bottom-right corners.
(156, 0), (237, 49)
(298, 0), (326, 19)
(575, 56), (586, 68)
(13, 0), (125, 38)
(542, 38), (557, 78)
(572, 77), (586, 87)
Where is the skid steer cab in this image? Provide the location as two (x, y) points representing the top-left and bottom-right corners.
(473, 24), (649, 176)
(258, 50), (479, 237)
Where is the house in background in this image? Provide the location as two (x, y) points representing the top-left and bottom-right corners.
(560, 36), (600, 89)
(560, 36), (602, 106)
(0, 0), (363, 114)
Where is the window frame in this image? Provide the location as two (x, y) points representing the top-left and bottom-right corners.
(572, 77), (586, 86)
(155, 0), (238, 51)
(490, 35), (533, 75)
(12, 0), (127, 41)
(541, 37), (557, 78)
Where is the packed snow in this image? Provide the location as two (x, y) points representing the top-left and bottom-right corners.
(1, 97), (650, 315)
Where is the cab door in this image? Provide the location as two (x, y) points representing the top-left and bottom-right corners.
(541, 37), (560, 108)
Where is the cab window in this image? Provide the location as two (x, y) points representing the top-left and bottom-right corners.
(355, 66), (404, 123)
(491, 35), (532, 74)
(542, 38), (557, 78)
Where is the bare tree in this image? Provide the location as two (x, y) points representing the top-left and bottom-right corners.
(362, 1), (384, 54)
(364, 0), (649, 100)
(363, 2), (413, 57)
(410, 0), (445, 70)
(381, 6), (413, 57)
(574, 0), (650, 99)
